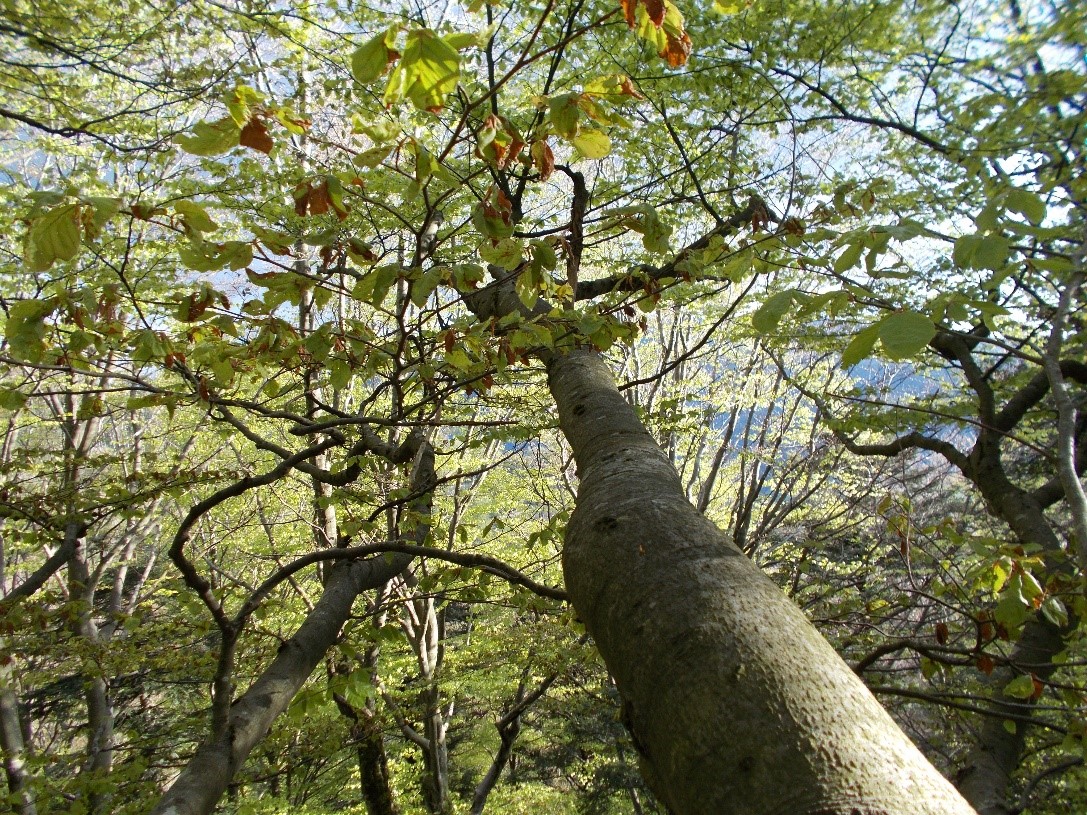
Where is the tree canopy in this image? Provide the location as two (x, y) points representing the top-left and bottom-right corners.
(1, 1), (1085, 814)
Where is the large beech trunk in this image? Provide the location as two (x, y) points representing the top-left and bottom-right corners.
(549, 348), (977, 815)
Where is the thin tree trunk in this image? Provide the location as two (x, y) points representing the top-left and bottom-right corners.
(65, 521), (114, 815)
(332, 643), (400, 815)
(354, 709), (400, 815)
(150, 553), (412, 815)
(470, 670), (557, 815)
(0, 662), (36, 815)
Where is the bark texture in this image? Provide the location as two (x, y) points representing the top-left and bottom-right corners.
(0, 666), (35, 815)
(550, 349), (977, 815)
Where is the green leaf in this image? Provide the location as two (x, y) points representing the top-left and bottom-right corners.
(751, 290), (797, 333)
(607, 205), (671, 254)
(1005, 188), (1046, 225)
(1003, 674), (1036, 699)
(353, 264), (401, 307)
(0, 388), (27, 411)
(353, 144), (395, 169)
(352, 29), (398, 84)
(548, 93), (580, 138)
(223, 85), (263, 127)
(328, 359), (352, 390)
(840, 323), (881, 367)
(833, 241), (864, 273)
(179, 239), (252, 272)
(531, 240), (558, 271)
(1041, 596), (1068, 628)
(516, 267), (543, 309)
(175, 117), (241, 156)
(571, 129), (612, 159)
(479, 237), (525, 270)
(174, 201), (219, 234)
(410, 266), (442, 307)
(4, 299), (54, 363)
(388, 29), (460, 111)
(994, 589), (1031, 629)
(953, 233), (1010, 270)
(877, 311), (936, 360)
(27, 203), (82, 271)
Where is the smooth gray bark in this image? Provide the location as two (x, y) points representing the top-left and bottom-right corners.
(0, 664), (35, 815)
(549, 349), (976, 815)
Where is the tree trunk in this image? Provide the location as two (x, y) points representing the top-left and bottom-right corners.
(954, 456), (1073, 812)
(149, 553), (411, 815)
(0, 662), (36, 815)
(65, 521), (114, 815)
(354, 709), (400, 815)
(956, 617), (1064, 815)
(549, 348), (976, 815)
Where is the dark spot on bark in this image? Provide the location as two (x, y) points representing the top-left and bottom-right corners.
(572, 403), (586, 415)
(737, 755), (756, 773)
(597, 516), (618, 530)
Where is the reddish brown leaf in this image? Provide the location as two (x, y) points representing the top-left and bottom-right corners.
(500, 135), (526, 170)
(294, 182), (310, 216)
(619, 76), (646, 99)
(619, 0), (637, 27)
(495, 187), (513, 217)
(240, 118), (274, 154)
(783, 217), (806, 236)
(643, 0), (665, 25)
(443, 330), (455, 352)
(309, 180), (332, 216)
(976, 655), (995, 675)
(183, 292), (210, 321)
(531, 139), (555, 181)
(661, 30), (692, 68)
(935, 622), (949, 645)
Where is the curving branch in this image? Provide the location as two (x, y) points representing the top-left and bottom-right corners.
(574, 196), (775, 301)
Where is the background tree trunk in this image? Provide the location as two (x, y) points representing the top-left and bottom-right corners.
(149, 554), (411, 815)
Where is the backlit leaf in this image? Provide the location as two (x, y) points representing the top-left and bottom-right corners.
(840, 323), (880, 367)
(352, 29), (399, 84)
(175, 117), (241, 156)
(571, 129), (612, 159)
(752, 290), (796, 333)
(877, 311), (935, 360)
(388, 29), (460, 111)
(27, 203), (82, 271)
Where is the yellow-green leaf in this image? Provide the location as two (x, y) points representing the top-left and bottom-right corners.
(175, 117), (241, 156)
(353, 29), (398, 84)
(389, 29), (460, 111)
(27, 204), (82, 271)
(571, 129), (612, 159)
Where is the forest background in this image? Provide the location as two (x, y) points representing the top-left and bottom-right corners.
(1, 1), (1085, 814)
